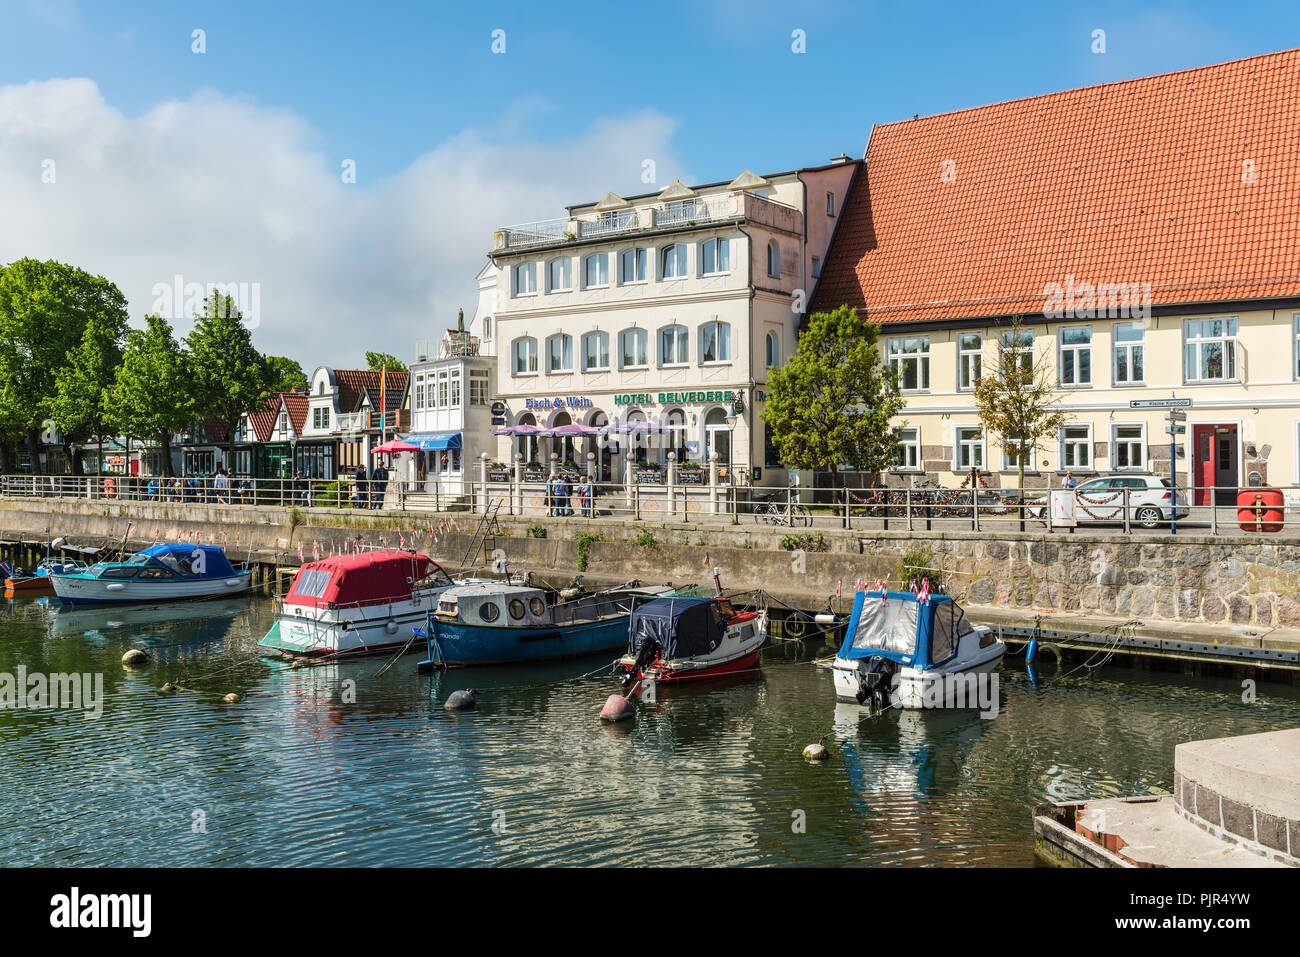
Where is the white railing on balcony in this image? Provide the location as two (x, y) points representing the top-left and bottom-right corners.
(337, 412), (367, 433)
(579, 209), (640, 238)
(497, 194), (746, 250)
(500, 218), (571, 249)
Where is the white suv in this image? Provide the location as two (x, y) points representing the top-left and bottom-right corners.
(1029, 474), (1190, 528)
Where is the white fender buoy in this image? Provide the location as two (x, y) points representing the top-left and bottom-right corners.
(121, 649), (148, 667)
(444, 689), (476, 711)
(223, 692), (241, 704)
(385, 618), (398, 635)
(803, 736), (831, 762)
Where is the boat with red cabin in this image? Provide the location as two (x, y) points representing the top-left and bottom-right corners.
(613, 594), (767, 687)
(258, 550), (457, 658)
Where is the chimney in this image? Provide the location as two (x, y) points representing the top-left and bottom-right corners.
(829, 154), (851, 164)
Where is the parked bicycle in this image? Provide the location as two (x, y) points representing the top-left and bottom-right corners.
(752, 497), (812, 527)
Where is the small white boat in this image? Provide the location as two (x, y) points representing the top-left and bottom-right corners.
(614, 595), (768, 688)
(49, 544), (251, 605)
(258, 550), (459, 658)
(831, 589), (1004, 710)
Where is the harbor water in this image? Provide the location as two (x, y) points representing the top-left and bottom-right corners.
(2, 593), (1298, 867)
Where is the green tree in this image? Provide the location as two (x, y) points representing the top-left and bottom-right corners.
(106, 315), (193, 477)
(265, 355), (308, 393)
(50, 316), (126, 474)
(972, 314), (1067, 500)
(365, 351), (402, 372)
(764, 305), (905, 487)
(0, 258), (129, 473)
(185, 293), (269, 466)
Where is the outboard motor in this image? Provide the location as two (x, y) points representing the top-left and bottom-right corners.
(616, 637), (660, 688)
(855, 654), (897, 709)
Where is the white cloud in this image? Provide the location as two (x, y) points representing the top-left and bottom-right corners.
(0, 77), (686, 367)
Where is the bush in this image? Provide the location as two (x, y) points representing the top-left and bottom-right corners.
(899, 542), (942, 592)
(576, 532), (601, 571)
(526, 524), (546, 539)
(780, 532), (827, 552)
(634, 531), (657, 548)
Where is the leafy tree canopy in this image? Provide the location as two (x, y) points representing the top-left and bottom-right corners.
(365, 351), (403, 372)
(265, 355), (308, 393)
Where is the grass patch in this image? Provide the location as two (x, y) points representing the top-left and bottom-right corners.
(576, 532), (601, 571)
(779, 532), (827, 552)
(526, 524), (546, 539)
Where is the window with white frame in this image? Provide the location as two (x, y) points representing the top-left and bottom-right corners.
(894, 427), (920, 470)
(414, 376), (426, 410)
(469, 370), (490, 405)
(766, 240), (781, 278)
(482, 316), (492, 341)
(512, 262), (536, 297)
(1293, 314), (1300, 379)
(765, 331), (779, 368)
(449, 368), (461, 406)
(1059, 325), (1092, 386)
(659, 325), (688, 365)
(1001, 435), (1030, 472)
(1112, 423), (1145, 470)
(811, 256), (821, 278)
(826, 191), (836, 216)
(546, 334), (573, 373)
(661, 244), (688, 280)
(957, 333), (982, 391)
(888, 336), (931, 391)
(999, 328), (1034, 376)
(620, 248), (647, 284)
(699, 321), (731, 363)
(512, 337), (537, 375)
(620, 328), (648, 369)
(1184, 318), (1238, 382)
(582, 331), (610, 371)
(1060, 424), (1092, 470)
(1113, 321), (1145, 384)
(547, 257), (572, 293)
(436, 369), (448, 407)
(582, 253), (609, 289)
(955, 426), (984, 470)
(699, 238), (730, 275)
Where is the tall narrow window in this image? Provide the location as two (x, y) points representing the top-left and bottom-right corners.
(894, 428), (919, 470)
(582, 331), (610, 371)
(957, 333), (982, 391)
(1060, 425), (1091, 469)
(700, 321), (731, 364)
(659, 325), (688, 365)
(620, 248), (647, 284)
(546, 334), (573, 373)
(661, 244), (688, 280)
(620, 328), (648, 369)
(1294, 314), (1300, 380)
(956, 427), (984, 470)
(512, 338), (537, 375)
(999, 329), (1034, 376)
(547, 258), (572, 292)
(1059, 326), (1092, 386)
(1184, 318), (1238, 382)
(826, 191), (836, 216)
(512, 263), (536, 296)
(1113, 321), (1145, 384)
(1112, 424), (1145, 469)
(765, 332), (779, 368)
(888, 336), (931, 391)
(582, 253), (609, 289)
(700, 238), (730, 275)
(766, 240), (781, 278)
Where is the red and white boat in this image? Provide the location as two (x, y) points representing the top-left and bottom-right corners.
(258, 550), (458, 658)
(614, 594), (767, 687)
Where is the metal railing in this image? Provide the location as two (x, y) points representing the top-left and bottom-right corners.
(3, 474), (1299, 537)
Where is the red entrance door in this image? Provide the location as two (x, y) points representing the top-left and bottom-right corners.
(1192, 423), (1238, 506)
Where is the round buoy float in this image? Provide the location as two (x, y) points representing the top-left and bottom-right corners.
(121, 649), (148, 667)
(160, 682), (176, 694)
(803, 736), (831, 762)
(222, 693), (241, 704)
(444, 689), (476, 712)
(599, 694), (635, 723)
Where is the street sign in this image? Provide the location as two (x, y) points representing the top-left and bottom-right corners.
(1165, 409), (1187, 422)
(1130, 398), (1192, 409)
(1166, 424), (1186, 435)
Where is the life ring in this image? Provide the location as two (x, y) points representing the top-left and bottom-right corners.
(784, 616), (806, 638)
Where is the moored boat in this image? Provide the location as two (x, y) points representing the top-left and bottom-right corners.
(4, 558), (86, 595)
(417, 580), (669, 668)
(49, 545), (250, 605)
(613, 595), (767, 687)
(831, 589), (1005, 710)
(258, 550), (457, 658)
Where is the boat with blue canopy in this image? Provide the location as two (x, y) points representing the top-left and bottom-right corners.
(48, 544), (251, 605)
(831, 589), (1004, 709)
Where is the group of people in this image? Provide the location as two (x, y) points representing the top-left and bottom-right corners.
(546, 473), (596, 517)
(143, 470), (254, 505)
(352, 464), (389, 509)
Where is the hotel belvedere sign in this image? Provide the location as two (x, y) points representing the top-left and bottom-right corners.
(614, 391), (736, 406)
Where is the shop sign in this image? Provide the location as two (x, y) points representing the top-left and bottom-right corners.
(614, 391), (735, 406)
(524, 396), (593, 410)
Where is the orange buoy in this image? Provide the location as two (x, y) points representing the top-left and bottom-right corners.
(599, 694), (635, 722)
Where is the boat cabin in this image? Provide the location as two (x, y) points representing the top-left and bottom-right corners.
(627, 596), (732, 659)
(81, 544), (237, 582)
(285, 551), (453, 610)
(837, 591), (980, 670)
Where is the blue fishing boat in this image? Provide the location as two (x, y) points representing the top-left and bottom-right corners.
(415, 580), (670, 668)
(49, 544), (251, 605)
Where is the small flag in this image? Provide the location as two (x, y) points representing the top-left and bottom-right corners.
(918, 577), (931, 603)
(836, 580), (841, 597)
(297, 544), (304, 562)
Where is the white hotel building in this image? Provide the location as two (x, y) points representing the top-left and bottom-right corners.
(487, 160), (860, 486)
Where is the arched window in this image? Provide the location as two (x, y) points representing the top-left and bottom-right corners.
(512, 337), (537, 375)
(705, 407), (731, 466)
(619, 248), (647, 284)
(660, 243), (688, 280)
(582, 331), (610, 371)
(482, 316), (493, 340)
(766, 331), (780, 368)
(517, 412), (538, 464)
(545, 334), (573, 373)
(582, 253), (609, 289)
(700, 238), (730, 275)
(620, 328), (648, 369)
(552, 411), (574, 465)
(664, 408), (688, 466)
(513, 262), (537, 296)
(547, 257), (572, 293)
(766, 240), (780, 279)
(625, 408), (648, 458)
(659, 324), (688, 366)
(700, 321), (731, 364)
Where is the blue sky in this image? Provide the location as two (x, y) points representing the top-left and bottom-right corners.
(1, 0), (1296, 363)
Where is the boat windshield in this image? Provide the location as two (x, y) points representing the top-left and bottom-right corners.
(418, 566), (455, 590)
(152, 552), (200, 578)
(850, 597), (918, 656)
(128, 554), (152, 565)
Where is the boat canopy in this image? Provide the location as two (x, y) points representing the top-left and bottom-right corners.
(285, 550), (447, 608)
(627, 596), (723, 659)
(132, 544), (237, 580)
(836, 590), (976, 669)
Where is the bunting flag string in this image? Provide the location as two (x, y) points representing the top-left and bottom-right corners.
(297, 543), (304, 563)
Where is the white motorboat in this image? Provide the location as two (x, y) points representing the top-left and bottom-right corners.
(49, 544), (251, 605)
(831, 589), (1004, 711)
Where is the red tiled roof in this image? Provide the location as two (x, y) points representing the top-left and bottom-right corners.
(281, 392), (309, 436)
(333, 369), (408, 413)
(810, 48), (1300, 323)
(247, 396), (281, 443)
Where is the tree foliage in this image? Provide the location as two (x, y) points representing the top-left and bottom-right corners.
(365, 351), (402, 372)
(106, 315), (193, 476)
(972, 315), (1067, 494)
(764, 306), (905, 478)
(50, 316), (126, 473)
(265, 355), (308, 393)
(185, 293), (269, 457)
